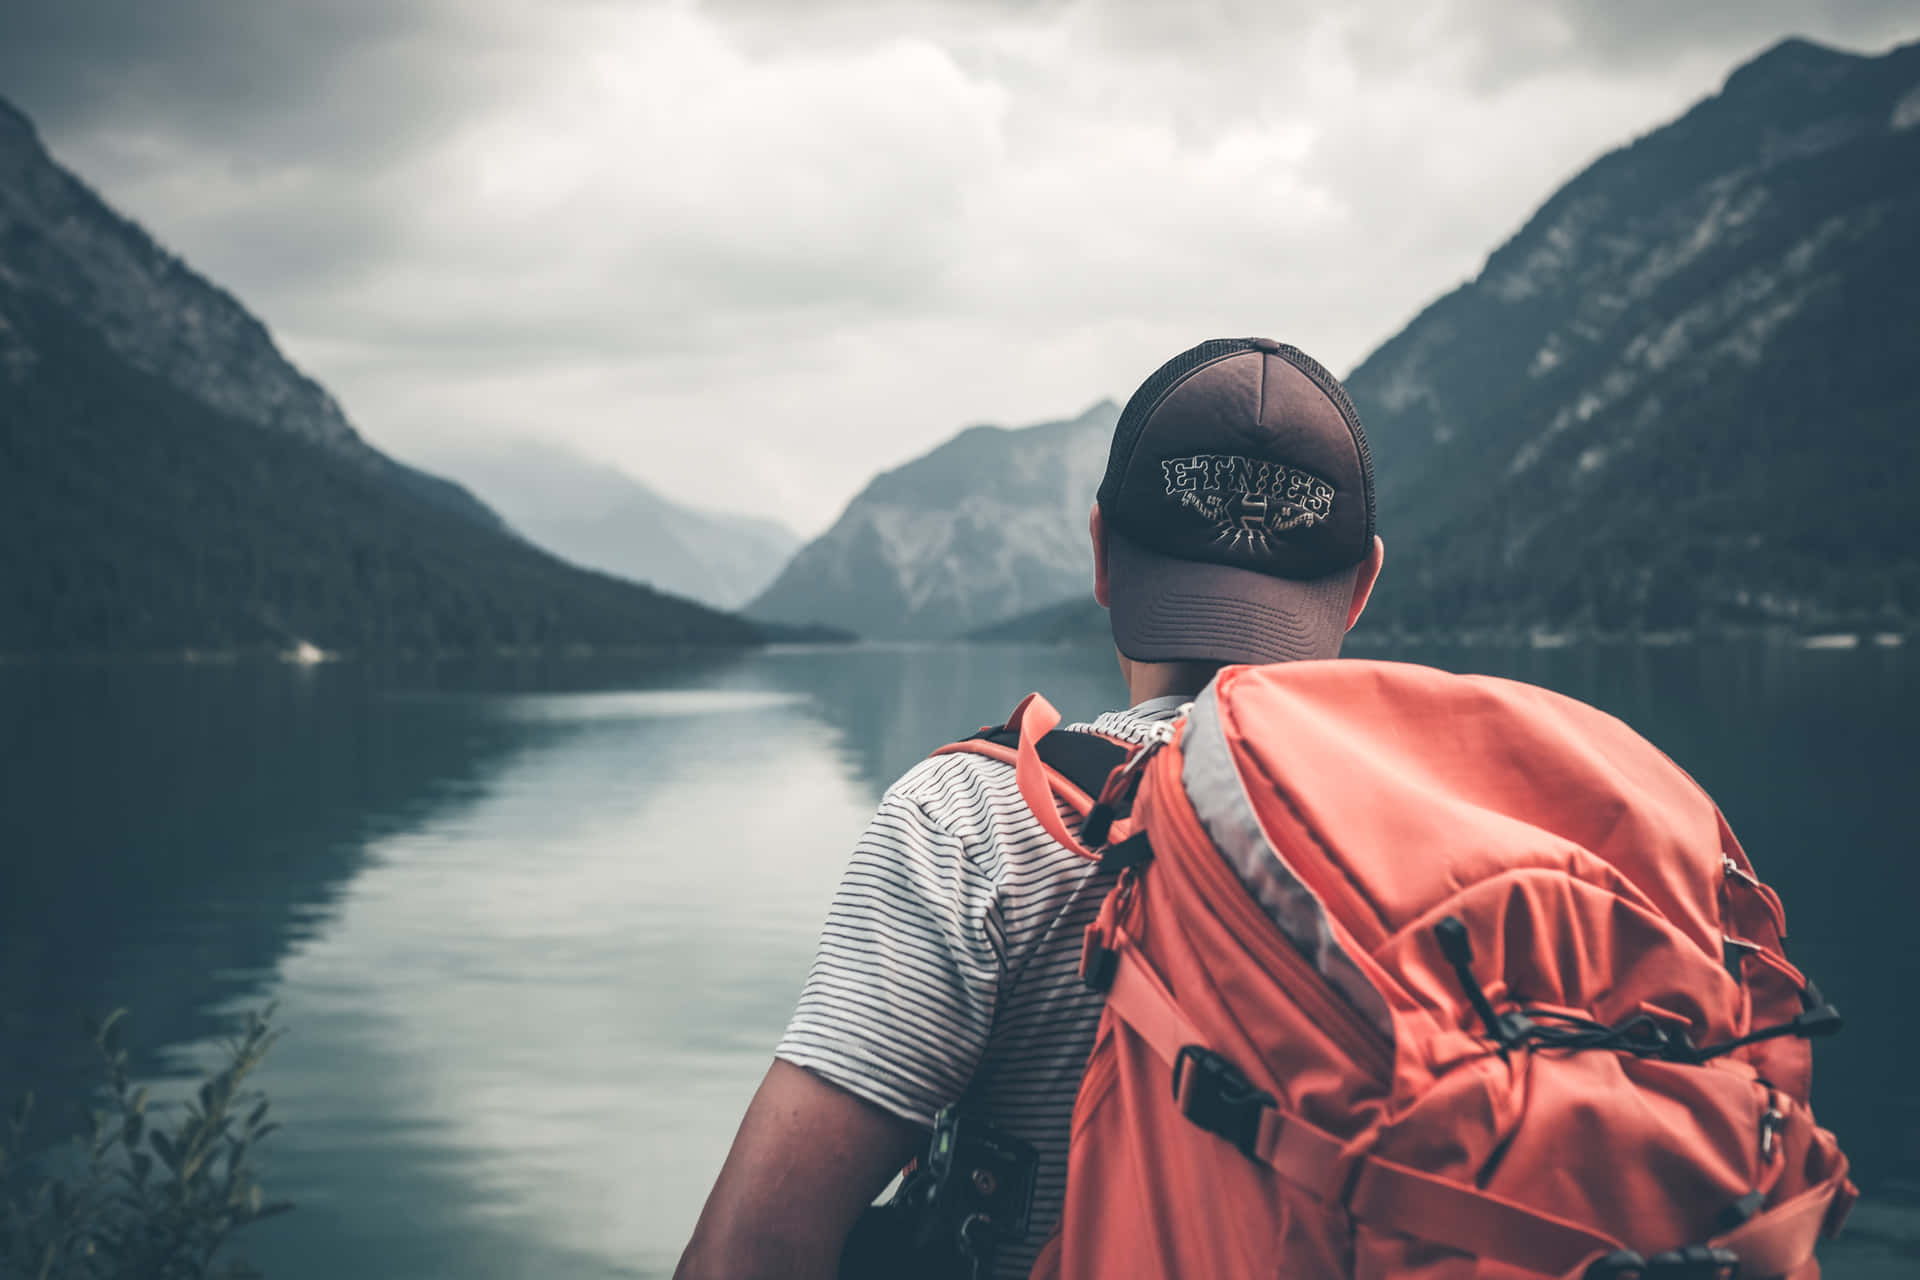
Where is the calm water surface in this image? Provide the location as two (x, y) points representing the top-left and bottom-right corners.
(1, 641), (1914, 1277)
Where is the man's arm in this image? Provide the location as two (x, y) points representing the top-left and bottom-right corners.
(680, 773), (1003, 1277)
(674, 1059), (924, 1280)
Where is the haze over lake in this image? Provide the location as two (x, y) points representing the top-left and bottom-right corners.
(2, 641), (1914, 1277)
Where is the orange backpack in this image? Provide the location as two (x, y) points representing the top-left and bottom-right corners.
(950, 660), (1854, 1279)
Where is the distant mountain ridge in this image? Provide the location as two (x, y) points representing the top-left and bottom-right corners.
(1342, 35), (1920, 634)
(428, 441), (800, 611)
(0, 94), (807, 656)
(746, 400), (1119, 639)
(980, 36), (1920, 646)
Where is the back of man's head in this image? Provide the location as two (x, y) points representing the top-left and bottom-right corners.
(1096, 338), (1378, 666)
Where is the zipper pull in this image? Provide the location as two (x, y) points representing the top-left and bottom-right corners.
(1759, 1090), (1785, 1162)
(1109, 728), (1172, 789)
(1139, 717), (1178, 747)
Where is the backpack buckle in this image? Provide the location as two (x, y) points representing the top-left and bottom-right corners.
(1171, 1044), (1274, 1161)
(1647, 1247), (1740, 1280)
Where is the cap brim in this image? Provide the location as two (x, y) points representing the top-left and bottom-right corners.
(1107, 531), (1358, 665)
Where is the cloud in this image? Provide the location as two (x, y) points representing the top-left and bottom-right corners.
(4, 0), (1916, 531)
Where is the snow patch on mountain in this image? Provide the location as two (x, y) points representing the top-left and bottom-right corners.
(1895, 83), (1920, 130)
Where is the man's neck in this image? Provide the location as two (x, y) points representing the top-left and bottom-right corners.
(1119, 652), (1223, 704)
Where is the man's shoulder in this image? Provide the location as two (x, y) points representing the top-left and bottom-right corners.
(883, 745), (1018, 821)
(880, 702), (1179, 830)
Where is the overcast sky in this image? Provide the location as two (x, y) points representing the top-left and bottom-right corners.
(5, 1), (1917, 533)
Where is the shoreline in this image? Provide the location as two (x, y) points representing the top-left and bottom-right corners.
(0, 626), (1909, 666)
(968, 625), (1912, 653)
(0, 638), (854, 668)
(1341, 626), (1909, 652)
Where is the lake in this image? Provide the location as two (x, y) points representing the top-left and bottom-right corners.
(1, 640), (1914, 1277)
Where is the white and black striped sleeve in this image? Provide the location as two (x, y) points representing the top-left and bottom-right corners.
(775, 760), (1005, 1126)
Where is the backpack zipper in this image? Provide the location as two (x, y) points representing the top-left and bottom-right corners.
(1089, 709), (1189, 817)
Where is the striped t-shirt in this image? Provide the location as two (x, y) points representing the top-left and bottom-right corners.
(776, 695), (1189, 1279)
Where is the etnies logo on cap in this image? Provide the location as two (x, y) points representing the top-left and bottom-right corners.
(1161, 453), (1336, 553)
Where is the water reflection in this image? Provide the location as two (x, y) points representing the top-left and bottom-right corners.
(1, 660), (575, 1129)
(237, 681), (872, 1278)
(745, 643), (1128, 798)
(0, 642), (1912, 1278)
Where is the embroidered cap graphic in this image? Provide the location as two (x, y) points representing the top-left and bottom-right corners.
(1161, 454), (1335, 552)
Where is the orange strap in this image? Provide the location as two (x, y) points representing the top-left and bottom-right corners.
(1103, 947), (1349, 1200)
(1009, 693), (1097, 859)
(1104, 935), (1203, 1061)
(933, 737), (1100, 813)
(1348, 1156), (1622, 1277)
(1255, 1107), (1352, 1205)
(930, 734), (1120, 819)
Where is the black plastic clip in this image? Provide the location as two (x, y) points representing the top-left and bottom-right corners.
(1097, 832), (1154, 875)
(1081, 947), (1117, 993)
(1586, 1251), (1647, 1280)
(1433, 916), (1516, 1054)
(1080, 803), (1117, 847)
(1717, 1189), (1765, 1233)
(1170, 1044), (1274, 1161)
(1792, 1003), (1844, 1039)
(1691, 1001), (1843, 1063)
(1080, 929), (1118, 993)
(1644, 1245), (1740, 1280)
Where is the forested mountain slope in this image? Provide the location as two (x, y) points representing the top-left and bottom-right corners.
(0, 96), (792, 656)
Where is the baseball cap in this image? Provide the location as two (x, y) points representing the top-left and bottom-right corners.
(1096, 337), (1376, 665)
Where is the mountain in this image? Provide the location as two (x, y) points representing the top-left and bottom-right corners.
(425, 441), (800, 611)
(0, 95), (802, 657)
(967, 594), (1107, 646)
(1342, 36), (1920, 636)
(0, 99), (500, 533)
(979, 36), (1920, 645)
(746, 400), (1120, 640)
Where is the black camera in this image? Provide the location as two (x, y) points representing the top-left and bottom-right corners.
(838, 1105), (1038, 1280)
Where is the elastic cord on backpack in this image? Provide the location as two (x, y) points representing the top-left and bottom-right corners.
(1431, 917), (1843, 1065)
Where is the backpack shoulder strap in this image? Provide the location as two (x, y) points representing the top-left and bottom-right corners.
(930, 693), (1132, 846)
(953, 725), (1131, 810)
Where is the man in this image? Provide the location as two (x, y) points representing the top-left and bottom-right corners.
(676, 337), (1384, 1280)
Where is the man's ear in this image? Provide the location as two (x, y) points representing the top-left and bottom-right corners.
(1090, 504), (1112, 608)
(1346, 536), (1384, 631)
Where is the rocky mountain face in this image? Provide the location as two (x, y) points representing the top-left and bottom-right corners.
(0, 96), (497, 530)
(979, 37), (1920, 646)
(428, 440), (800, 611)
(0, 95), (797, 656)
(747, 400), (1119, 639)
(1343, 36), (1920, 635)
(0, 96), (503, 525)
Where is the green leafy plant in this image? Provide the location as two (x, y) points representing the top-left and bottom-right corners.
(0, 1006), (291, 1280)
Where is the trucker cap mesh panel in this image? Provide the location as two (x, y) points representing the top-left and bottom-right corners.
(1096, 338), (1262, 514)
(1265, 342), (1376, 541)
